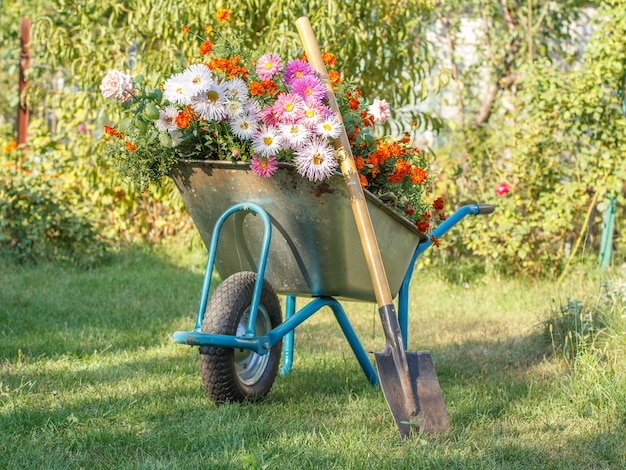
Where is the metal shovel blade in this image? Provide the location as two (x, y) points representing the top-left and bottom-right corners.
(375, 349), (450, 438)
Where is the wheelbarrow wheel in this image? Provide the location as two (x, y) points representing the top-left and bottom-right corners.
(199, 272), (282, 403)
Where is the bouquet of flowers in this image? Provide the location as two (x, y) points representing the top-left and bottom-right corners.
(100, 9), (445, 234)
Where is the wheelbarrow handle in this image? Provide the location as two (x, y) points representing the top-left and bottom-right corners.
(413, 203), (495, 258)
(476, 203), (495, 215)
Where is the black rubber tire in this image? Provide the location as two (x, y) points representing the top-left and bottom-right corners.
(198, 272), (282, 403)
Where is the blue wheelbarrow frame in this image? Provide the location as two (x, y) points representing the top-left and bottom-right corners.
(173, 200), (494, 385)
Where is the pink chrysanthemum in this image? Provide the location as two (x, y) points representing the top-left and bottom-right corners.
(368, 98), (392, 123)
(299, 99), (331, 129)
(290, 75), (327, 101)
(250, 155), (278, 178)
(272, 93), (304, 124)
(256, 52), (282, 81)
(294, 136), (337, 181)
(259, 106), (281, 126)
(283, 59), (314, 85)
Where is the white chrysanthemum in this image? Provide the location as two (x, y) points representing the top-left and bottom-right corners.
(224, 99), (245, 118)
(191, 82), (227, 121)
(252, 124), (283, 157)
(170, 130), (183, 147)
(163, 72), (191, 105)
(154, 106), (179, 132)
(181, 64), (214, 98)
(229, 113), (257, 140)
(280, 123), (311, 149)
(294, 136), (337, 181)
(315, 116), (342, 139)
(223, 78), (249, 102)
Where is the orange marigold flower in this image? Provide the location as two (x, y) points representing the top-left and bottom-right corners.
(321, 52), (336, 66)
(353, 156), (365, 171)
(401, 132), (411, 144)
(361, 110), (375, 127)
(416, 220), (430, 233)
(3, 141), (17, 152)
(358, 173), (368, 188)
(205, 24), (213, 35)
(104, 125), (124, 138)
(432, 197), (445, 211)
(439, 212), (447, 221)
(216, 8), (230, 23)
(328, 70), (341, 85)
(199, 40), (213, 57)
(176, 111), (191, 128)
(388, 159), (412, 184)
(411, 167), (427, 184)
(124, 141), (137, 151)
(182, 105), (198, 120)
(181, 25), (189, 35)
(420, 212), (431, 220)
(249, 81), (263, 96)
(209, 56), (248, 77)
(430, 235), (441, 247)
(349, 98), (360, 111)
(261, 80), (278, 96)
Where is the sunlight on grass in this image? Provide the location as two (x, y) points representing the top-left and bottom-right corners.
(1, 241), (625, 468)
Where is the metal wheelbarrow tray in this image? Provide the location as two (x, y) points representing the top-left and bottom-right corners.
(171, 159), (425, 302)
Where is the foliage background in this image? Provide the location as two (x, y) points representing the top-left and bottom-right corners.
(1, 0), (624, 276)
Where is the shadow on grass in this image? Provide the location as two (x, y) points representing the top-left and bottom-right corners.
(0, 246), (205, 360)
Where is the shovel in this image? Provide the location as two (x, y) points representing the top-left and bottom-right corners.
(296, 17), (450, 438)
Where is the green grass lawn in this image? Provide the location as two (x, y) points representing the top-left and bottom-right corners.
(1, 242), (625, 469)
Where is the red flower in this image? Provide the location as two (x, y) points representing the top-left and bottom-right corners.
(495, 183), (510, 197)
(416, 220), (430, 233)
(432, 197), (445, 211)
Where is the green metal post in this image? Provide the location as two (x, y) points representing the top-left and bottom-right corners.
(599, 195), (616, 269)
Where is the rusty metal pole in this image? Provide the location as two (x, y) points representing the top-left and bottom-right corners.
(17, 18), (32, 146)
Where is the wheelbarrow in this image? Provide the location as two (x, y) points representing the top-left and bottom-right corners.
(171, 159), (494, 436)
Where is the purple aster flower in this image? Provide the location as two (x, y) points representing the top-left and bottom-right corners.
(290, 75), (327, 101)
(250, 155), (278, 178)
(283, 59), (314, 85)
(256, 52), (282, 81)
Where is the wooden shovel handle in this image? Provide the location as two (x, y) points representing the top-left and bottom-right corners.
(296, 17), (393, 307)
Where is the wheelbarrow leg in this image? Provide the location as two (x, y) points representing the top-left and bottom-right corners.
(280, 295), (296, 377)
